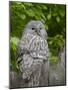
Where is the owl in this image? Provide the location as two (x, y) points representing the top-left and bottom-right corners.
(16, 20), (49, 87)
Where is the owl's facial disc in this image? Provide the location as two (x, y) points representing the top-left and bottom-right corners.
(25, 20), (45, 37)
(31, 24), (42, 35)
(31, 27), (40, 35)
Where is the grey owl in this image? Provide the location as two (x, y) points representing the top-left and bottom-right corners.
(16, 20), (49, 87)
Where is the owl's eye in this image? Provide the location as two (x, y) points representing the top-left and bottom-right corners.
(32, 27), (35, 30)
(40, 27), (42, 30)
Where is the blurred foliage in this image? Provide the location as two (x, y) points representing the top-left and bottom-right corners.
(9, 1), (66, 71)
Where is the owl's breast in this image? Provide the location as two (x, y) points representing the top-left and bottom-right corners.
(29, 35), (44, 50)
(28, 35), (48, 59)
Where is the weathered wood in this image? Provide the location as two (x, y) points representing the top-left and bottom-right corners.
(49, 47), (66, 86)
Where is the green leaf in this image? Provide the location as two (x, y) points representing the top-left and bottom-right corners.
(25, 9), (35, 17)
(45, 24), (48, 30)
(10, 37), (19, 45)
(47, 13), (51, 20)
(49, 53), (58, 64)
(56, 16), (60, 22)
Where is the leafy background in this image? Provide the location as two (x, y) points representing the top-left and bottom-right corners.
(9, 1), (66, 72)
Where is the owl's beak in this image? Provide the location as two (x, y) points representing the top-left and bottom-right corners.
(35, 29), (40, 35)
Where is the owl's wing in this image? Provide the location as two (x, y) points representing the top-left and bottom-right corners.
(16, 36), (34, 80)
(16, 42), (23, 64)
(21, 54), (33, 80)
(16, 37), (30, 64)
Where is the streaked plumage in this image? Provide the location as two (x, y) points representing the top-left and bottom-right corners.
(16, 20), (49, 87)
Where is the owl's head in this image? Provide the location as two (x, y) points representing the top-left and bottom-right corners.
(23, 20), (47, 39)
